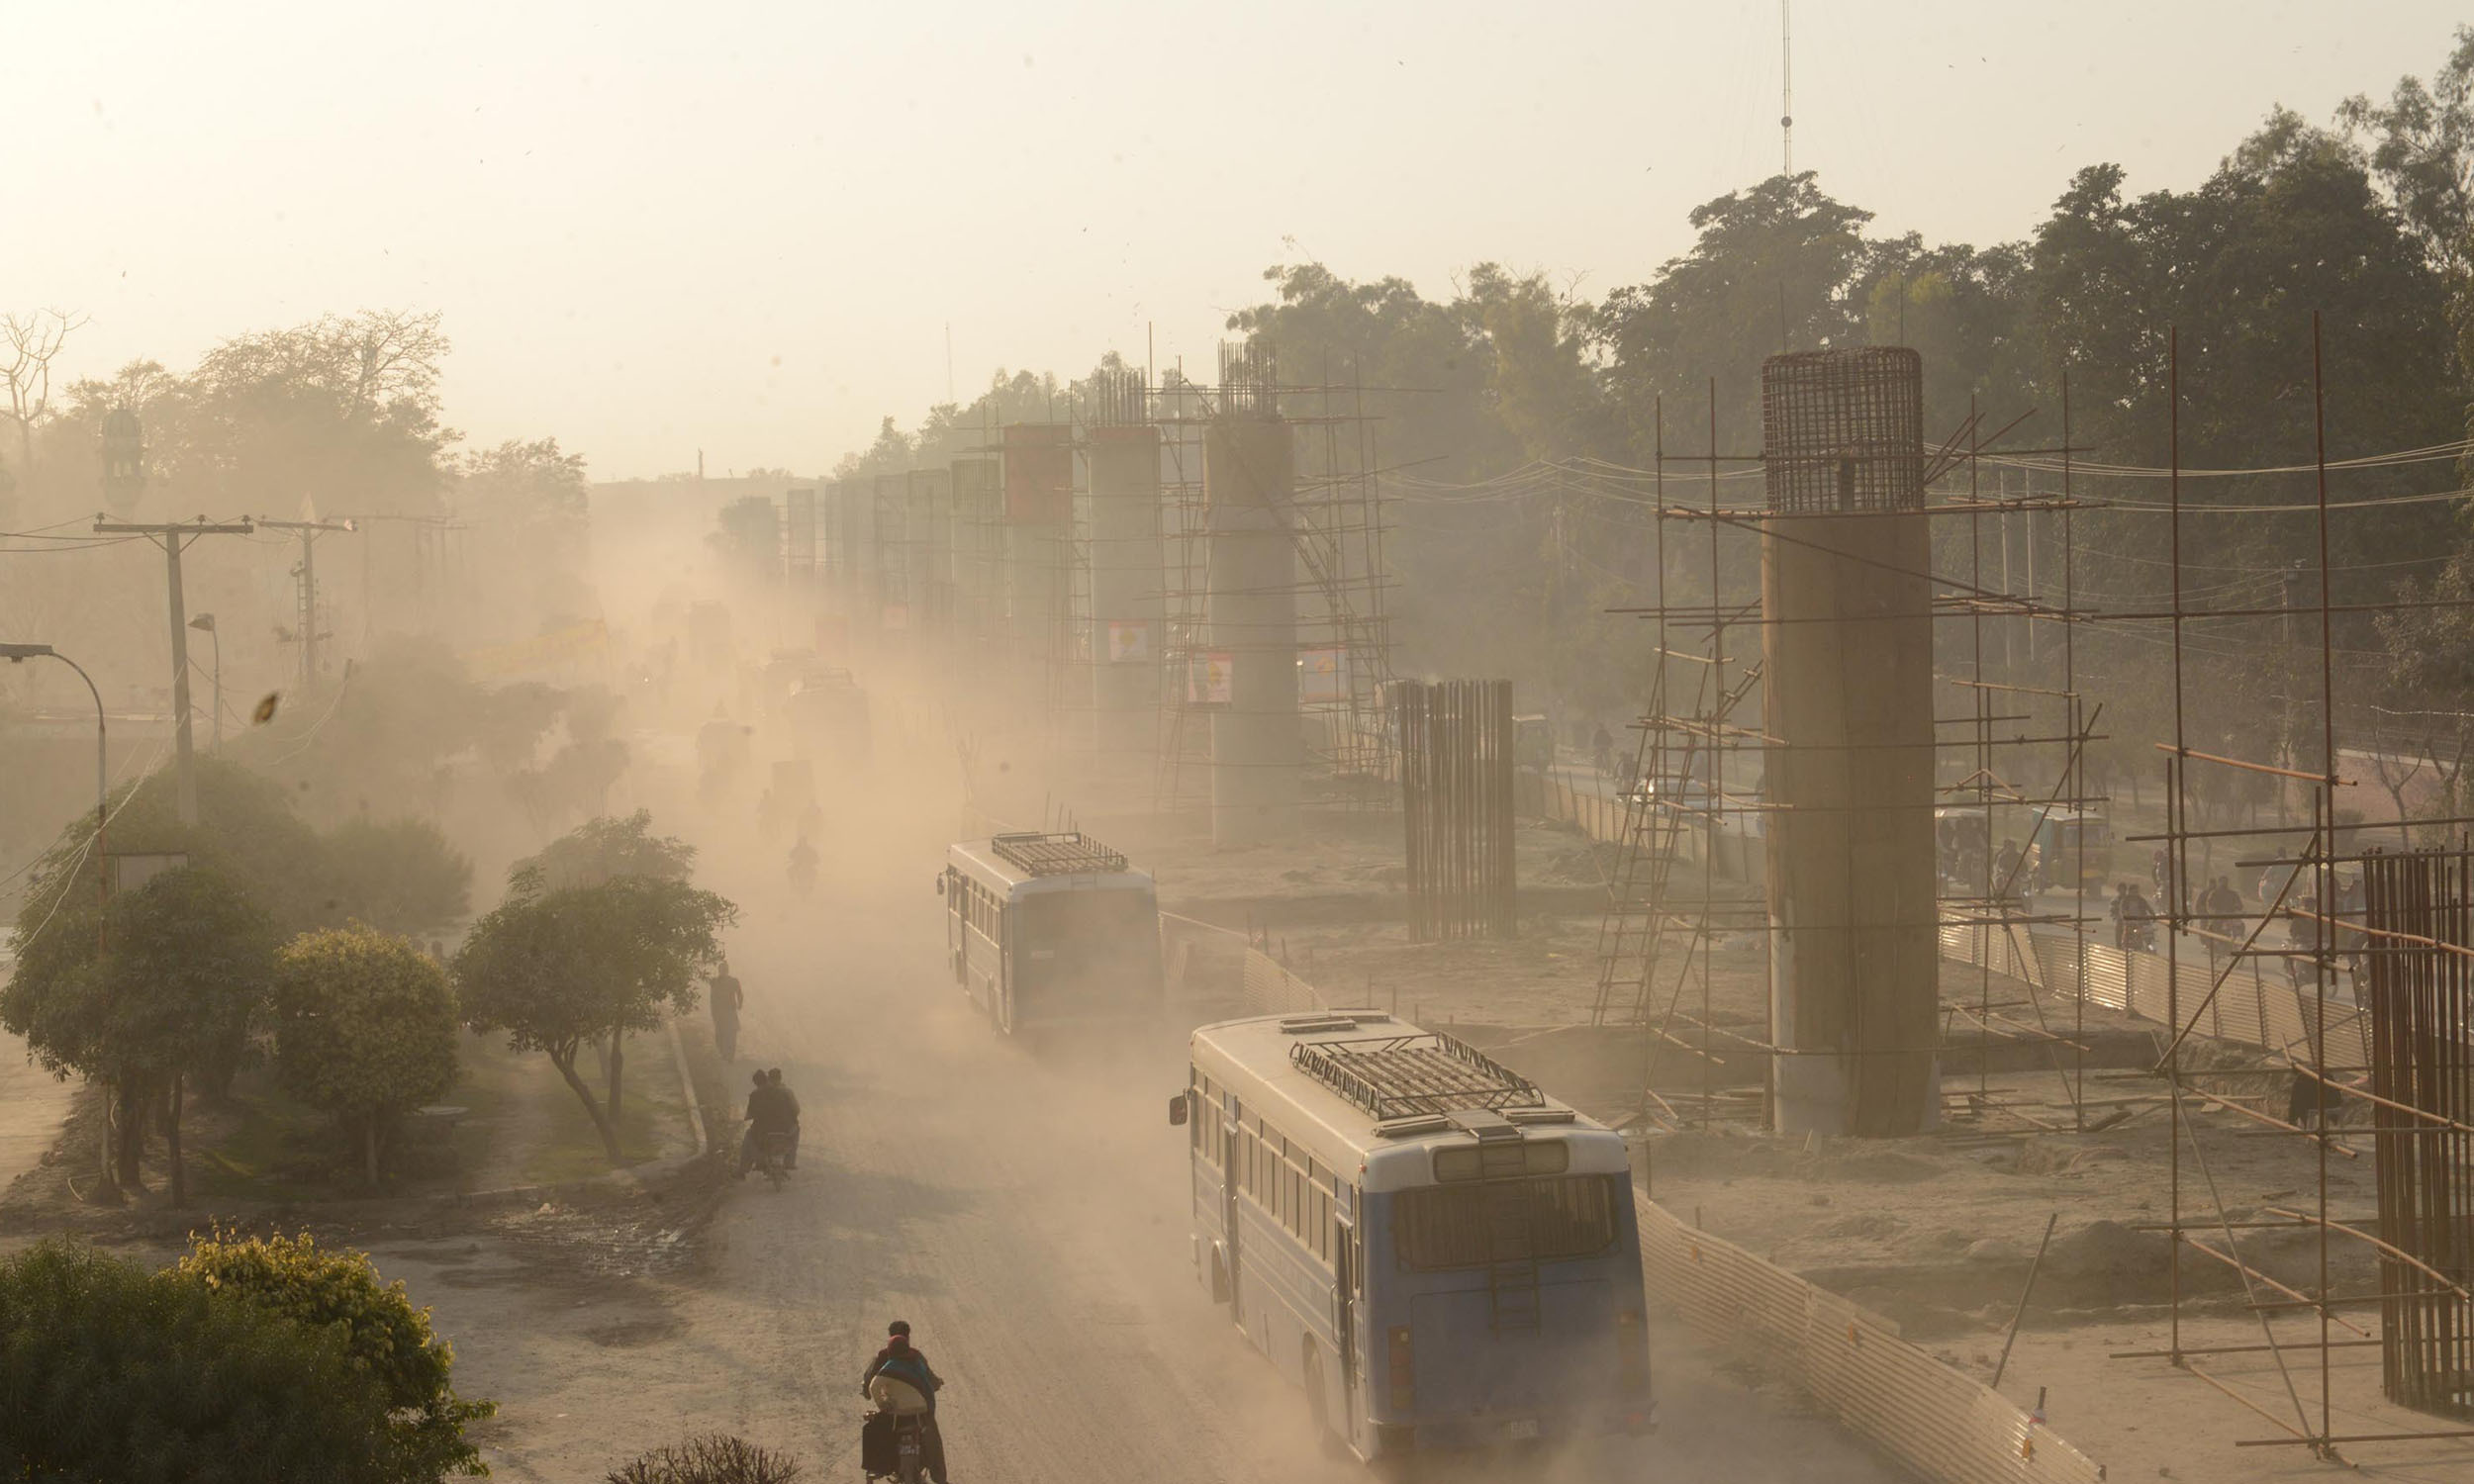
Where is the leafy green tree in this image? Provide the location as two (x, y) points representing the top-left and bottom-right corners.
(271, 927), (462, 1185)
(0, 1239), (392, 1483)
(2, 866), (277, 1201)
(320, 818), (472, 941)
(177, 1230), (492, 1482)
(513, 808), (697, 890)
(711, 494), (782, 585)
(506, 688), (632, 833)
(2339, 26), (2474, 281)
(458, 436), (594, 628)
(1593, 173), (1877, 453)
(455, 872), (734, 1161)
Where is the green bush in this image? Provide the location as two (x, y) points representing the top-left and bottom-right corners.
(177, 1229), (492, 1482)
(0, 1240), (390, 1483)
(606, 1435), (803, 1484)
(271, 925), (462, 1183)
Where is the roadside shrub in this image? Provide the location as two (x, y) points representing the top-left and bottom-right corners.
(0, 1239), (390, 1483)
(271, 925), (462, 1184)
(606, 1434), (804, 1484)
(176, 1229), (492, 1481)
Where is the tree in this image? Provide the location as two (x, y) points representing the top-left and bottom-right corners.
(1593, 173), (1877, 453)
(512, 807), (697, 890)
(2339, 26), (2474, 281)
(507, 690), (632, 832)
(457, 436), (594, 628)
(182, 310), (454, 518)
(710, 494), (782, 584)
(455, 873), (734, 1161)
(0, 309), (83, 515)
(176, 1230), (492, 1482)
(270, 927), (462, 1185)
(607, 1436), (804, 1484)
(1, 866), (277, 1201)
(320, 819), (472, 941)
(0, 1239), (393, 1483)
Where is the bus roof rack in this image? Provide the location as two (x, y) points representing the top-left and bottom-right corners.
(1288, 1031), (1548, 1121)
(988, 831), (1128, 877)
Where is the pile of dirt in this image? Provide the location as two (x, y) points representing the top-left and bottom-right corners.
(2038, 1219), (2186, 1307)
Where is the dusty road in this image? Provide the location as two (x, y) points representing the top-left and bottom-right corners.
(388, 752), (1905, 1481)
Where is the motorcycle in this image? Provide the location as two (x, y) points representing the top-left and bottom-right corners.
(863, 1374), (938, 1483)
(754, 1130), (793, 1191)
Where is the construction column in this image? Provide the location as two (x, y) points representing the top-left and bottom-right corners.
(1001, 424), (1074, 713)
(1087, 371), (1163, 756)
(1760, 346), (1940, 1137)
(1204, 389), (1300, 845)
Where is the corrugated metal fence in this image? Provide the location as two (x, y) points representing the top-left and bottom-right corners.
(1939, 920), (2368, 1068)
(1638, 1194), (2106, 1481)
(1518, 769), (1766, 882)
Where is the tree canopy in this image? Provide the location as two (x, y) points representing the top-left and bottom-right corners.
(270, 927), (462, 1185)
(175, 1229), (491, 1481)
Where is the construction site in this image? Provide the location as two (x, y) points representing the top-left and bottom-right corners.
(699, 320), (2474, 1481)
(11, 10), (2474, 1482)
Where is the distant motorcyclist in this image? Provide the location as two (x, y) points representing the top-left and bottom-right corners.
(862, 1320), (950, 1484)
(2122, 882), (2157, 954)
(789, 835), (819, 896)
(736, 1069), (795, 1180)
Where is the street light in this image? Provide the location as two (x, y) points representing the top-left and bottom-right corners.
(188, 613), (221, 751)
(0, 642), (107, 934)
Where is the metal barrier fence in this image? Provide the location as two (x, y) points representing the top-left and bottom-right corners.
(1938, 920), (2370, 1068)
(1241, 947), (1327, 1017)
(1518, 769), (1765, 882)
(1638, 1194), (2106, 1482)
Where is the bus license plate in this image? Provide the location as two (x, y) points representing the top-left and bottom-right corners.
(1503, 1419), (1540, 1441)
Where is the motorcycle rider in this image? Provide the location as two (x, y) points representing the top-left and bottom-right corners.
(862, 1320), (950, 1483)
(788, 833), (819, 894)
(735, 1069), (794, 1179)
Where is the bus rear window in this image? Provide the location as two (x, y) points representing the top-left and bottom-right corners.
(1391, 1174), (1621, 1271)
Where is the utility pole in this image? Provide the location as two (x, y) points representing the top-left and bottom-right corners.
(93, 516), (254, 825)
(255, 517), (357, 691)
(1779, 0), (1794, 176)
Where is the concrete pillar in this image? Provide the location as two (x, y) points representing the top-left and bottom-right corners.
(1001, 424), (1074, 711)
(1760, 347), (1941, 1138)
(1088, 424), (1163, 754)
(950, 458), (1001, 667)
(1205, 414), (1300, 845)
(907, 466), (953, 649)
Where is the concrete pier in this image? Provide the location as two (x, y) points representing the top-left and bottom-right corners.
(1760, 347), (1941, 1138)
(1204, 413), (1300, 846)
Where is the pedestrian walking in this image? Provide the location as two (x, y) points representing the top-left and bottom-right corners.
(709, 959), (744, 1063)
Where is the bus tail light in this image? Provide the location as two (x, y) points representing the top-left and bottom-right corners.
(1386, 1326), (1414, 1412)
(1616, 1308), (1650, 1394)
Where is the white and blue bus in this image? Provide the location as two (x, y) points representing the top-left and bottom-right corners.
(1170, 1012), (1653, 1464)
(938, 831), (1162, 1036)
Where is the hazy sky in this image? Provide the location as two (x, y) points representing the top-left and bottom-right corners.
(8, 2), (2464, 481)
